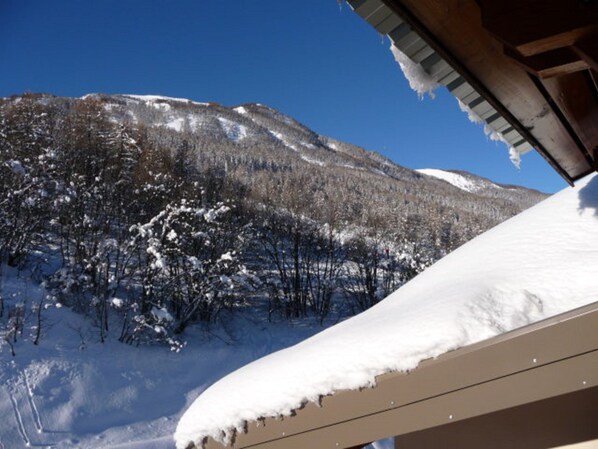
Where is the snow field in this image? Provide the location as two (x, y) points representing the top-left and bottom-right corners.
(0, 270), (323, 449)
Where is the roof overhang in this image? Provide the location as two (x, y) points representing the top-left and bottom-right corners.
(348, 0), (598, 185)
(194, 301), (598, 449)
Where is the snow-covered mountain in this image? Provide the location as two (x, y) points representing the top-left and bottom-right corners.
(0, 91), (549, 264)
(3, 92), (545, 207)
(98, 93), (413, 176)
(92, 92), (547, 208)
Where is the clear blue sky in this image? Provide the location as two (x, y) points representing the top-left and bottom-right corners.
(1, 0), (564, 193)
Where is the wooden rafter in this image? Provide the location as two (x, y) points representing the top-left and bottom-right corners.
(386, 0), (594, 182)
(504, 46), (589, 79)
(479, 0), (598, 57)
(574, 35), (598, 72)
(475, 0), (598, 173)
(347, 0), (598, 180)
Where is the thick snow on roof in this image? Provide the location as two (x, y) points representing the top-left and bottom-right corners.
(175, 174), (598, 449)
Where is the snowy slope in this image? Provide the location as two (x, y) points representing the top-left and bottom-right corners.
(0, 267), (326, 449)
(0, 92), (549, 449)
(121, 94), (209, 106)
(417, 168), (502, 193)
(175, 174), (598, 448)
(0, 283), (388, 449)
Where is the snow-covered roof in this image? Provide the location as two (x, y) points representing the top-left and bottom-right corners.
(175, 174), (598, 449)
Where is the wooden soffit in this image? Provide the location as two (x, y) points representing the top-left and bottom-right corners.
(350, 0), (598, 184)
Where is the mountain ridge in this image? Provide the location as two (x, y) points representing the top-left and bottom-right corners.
(6, 91), (547, 195)
(87, 92), (547, 194)
(1, 92), (548, 261)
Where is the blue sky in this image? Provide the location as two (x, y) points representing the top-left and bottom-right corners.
(1, 0), (564, 193)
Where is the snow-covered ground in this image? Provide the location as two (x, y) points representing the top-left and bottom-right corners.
(0, 269), (331, 449)
(175, 174), (598, 448)
(0, 266), (391, 449)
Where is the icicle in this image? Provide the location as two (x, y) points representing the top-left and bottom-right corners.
(390, 44), (439, 99)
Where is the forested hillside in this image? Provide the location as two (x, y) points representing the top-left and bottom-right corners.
(0, 92), (547, 349)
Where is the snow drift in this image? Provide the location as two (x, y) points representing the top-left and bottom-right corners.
(175, 174), (598, 449)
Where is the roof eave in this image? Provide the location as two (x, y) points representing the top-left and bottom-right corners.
(348, 0), (598, 185)
(194, 301), (598, 449)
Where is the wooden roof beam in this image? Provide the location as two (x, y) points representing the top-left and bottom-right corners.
(479, 0), (598, 57)
(480, 1), (598, 80)
(504, 46), (589, 79)
(529, 72), (598, 167)
(574, 35), (598, 73)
